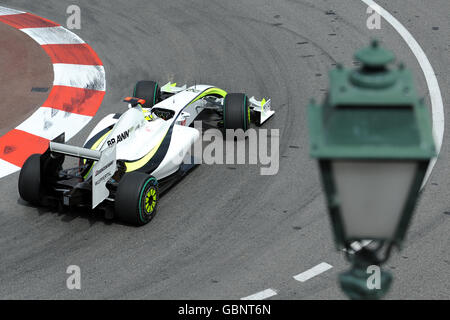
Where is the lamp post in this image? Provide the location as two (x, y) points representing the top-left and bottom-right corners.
(307, 40), (436, 299)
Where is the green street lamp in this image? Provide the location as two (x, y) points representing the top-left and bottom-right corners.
(307, 40), (436, 299)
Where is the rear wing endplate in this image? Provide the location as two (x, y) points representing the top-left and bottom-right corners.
(50, 139), (117, 209)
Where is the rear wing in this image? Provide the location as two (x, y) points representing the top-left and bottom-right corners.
(50, 138), (117, 209)
(248, 96), (275, 125)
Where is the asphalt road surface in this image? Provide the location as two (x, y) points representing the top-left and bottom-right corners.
(0, 0), (448, 299)
(0, 21), (53, 137)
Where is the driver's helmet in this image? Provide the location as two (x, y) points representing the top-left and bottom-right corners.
(123, 97), (153, 121)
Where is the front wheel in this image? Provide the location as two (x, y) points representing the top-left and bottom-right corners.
(223, 93), (250, 132)
(133, 80), (160, 108)
(115, 172), (159, 226)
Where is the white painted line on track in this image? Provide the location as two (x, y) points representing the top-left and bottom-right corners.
(21, 26), (85, 45)
(0, 7), (24, 15)
(15, 107), (92, 141)
(293, 262), (333, 282)
(53, 64), (106, 91)
(241, 288), (278, 300)
(360, 0), (444, 188)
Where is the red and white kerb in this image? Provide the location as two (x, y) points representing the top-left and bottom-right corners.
(0, 6), (106, 178)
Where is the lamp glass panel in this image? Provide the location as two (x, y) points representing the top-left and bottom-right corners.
(332, 161), (417, 240)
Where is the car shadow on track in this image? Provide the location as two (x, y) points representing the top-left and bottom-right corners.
(15, 160), (199, 228)
(16, 197), (118, 227)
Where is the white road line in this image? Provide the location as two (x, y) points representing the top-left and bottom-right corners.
(241, 288), (278, 300)
(360, 0), (444, 188)
(0, 7), (24, 15)
(21, 26), (85, 45)
(293, 262), (333, 282)
(15, 107), (92, 141)
(53, 64), (106, 91)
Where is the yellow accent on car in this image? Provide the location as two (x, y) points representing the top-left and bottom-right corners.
(138, 103), (153, 121)
(145, 188), (157, 213)
(124, 127), (169, 172)
(125, 87), (227, 173)
(92, 130), (112, 150)
(261, 98), (266, 112)
(190, 87), (227, 104)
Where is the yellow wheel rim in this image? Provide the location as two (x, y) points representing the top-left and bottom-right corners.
(144, 187), (157, 214)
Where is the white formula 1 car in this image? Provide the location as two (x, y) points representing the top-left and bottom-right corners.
(18, 81), (275, 225)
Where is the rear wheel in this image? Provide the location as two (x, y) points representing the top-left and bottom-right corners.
(115, 172), (159, 226)
(133, 80), (160, 108)
(18, 154), (42, 205)
(223, 93), (250, 132)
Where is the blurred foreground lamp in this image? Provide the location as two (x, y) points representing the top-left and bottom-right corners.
(307, 40), (436, 299)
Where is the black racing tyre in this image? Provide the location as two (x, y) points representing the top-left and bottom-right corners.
(223, 93), (250, 131)
(133, 80), (161, 108)
(115, 172), (159, 226)
(18, 154), (42, 205)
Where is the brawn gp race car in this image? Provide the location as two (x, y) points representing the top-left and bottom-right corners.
(18, 80), (275, 226)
